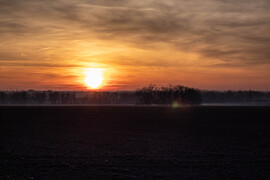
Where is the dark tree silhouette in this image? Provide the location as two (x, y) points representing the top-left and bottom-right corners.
(0, 87), (270, 105)
(136, 84), (202, 105)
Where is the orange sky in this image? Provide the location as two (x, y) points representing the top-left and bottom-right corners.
(1, 0), (270, 91)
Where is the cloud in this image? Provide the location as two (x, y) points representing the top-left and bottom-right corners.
(0, 61), (83, 68)
(64, 0), (270, 65)
(1, 0), (270, 89)
(1, 0), (270, 66)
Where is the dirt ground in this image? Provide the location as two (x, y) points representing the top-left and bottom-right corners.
(0, 106), (269, 179)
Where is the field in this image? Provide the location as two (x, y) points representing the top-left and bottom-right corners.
(0, 106), (270, 179)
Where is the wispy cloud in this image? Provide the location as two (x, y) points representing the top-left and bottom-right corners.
(1, 0), (270, 90)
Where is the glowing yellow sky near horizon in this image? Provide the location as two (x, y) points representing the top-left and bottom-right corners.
(1, 41), (270, 91)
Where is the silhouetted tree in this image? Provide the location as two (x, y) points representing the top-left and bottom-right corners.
(35, 92), (46, 104)
(0, 92), (7, 104)
(136, 84), (157, 104)
(136, 84), (201, 105)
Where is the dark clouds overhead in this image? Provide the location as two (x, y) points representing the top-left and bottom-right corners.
(1, 0), (270, 65)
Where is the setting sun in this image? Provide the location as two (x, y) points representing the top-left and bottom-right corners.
(84, 68), (104, 89)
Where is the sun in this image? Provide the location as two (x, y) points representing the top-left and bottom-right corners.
(84, 68), (104, 89)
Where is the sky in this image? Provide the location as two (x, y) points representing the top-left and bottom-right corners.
(1, 0), (270, 91)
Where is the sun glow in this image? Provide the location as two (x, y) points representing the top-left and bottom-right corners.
(84, 68), (104, 89)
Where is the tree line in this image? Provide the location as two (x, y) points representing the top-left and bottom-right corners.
(201, 90), (270, 103)
(0, 85), (269, 105)
(0, 90), (134, 104)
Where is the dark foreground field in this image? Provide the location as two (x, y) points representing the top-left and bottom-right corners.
(0, 106), (270, 179)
